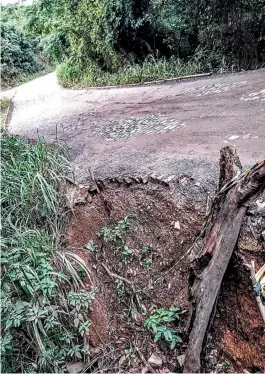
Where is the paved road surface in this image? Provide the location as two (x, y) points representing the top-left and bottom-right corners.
(5, 69), (265, 184)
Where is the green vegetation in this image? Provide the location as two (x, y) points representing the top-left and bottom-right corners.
(21, 0), (265, 87)
(1, 135), (95, 373)
(98, 215), (133, 264)
(1, 0), (264, 87)
(0, 97), (9, 129)
(145, 306), (182, 349)
(141, 246), (153, 268)
(116, 279), (125, 298)
(57, 55), (202, 87)
(0, 5), (51, 88)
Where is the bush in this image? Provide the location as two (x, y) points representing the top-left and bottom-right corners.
(26, 0), (179, 71)
(1, 23), (44, 87)
(1, 135), (94, 373)
(0, 4), (53, 87)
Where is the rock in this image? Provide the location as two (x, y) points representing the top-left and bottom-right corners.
(165, 175), (177, 183)
(208, 349), (218, 366)
(242, 133), (251, 139)
(87, 193), (93, 203)
(180, 177), (188, 186)
(142, 175), (149, 184)
(65, 184), (89, 209)
(148, 353), (163, 367)
(256, 199), (265, 213)
(149, 173), (157, 182)
(89, 185), (98, 192)
(174, 221), (181, 230)
(177, 354), (186, 367)
(67, 361), (86, 373)
(124, 177), (132, 184)
(247, 209), (256, 216)
(132, 176), (141, 183)
(228, 135), (239, 140)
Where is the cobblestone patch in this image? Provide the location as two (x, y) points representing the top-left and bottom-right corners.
(182, 81), (247, 96)
(100, 114), (184, 141)
(164, 81), (247, 100)
(240, 88), (265, 101)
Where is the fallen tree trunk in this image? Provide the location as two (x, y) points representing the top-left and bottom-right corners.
(183, 147), (265, 373)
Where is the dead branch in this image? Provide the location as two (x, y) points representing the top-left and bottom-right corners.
(101, 262), (133, 285)
(183, 147), (265, 373)
(132, 342), (156, 373)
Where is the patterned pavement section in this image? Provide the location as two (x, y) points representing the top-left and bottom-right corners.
(100, 114), (185, 141)
(241, 88), (265, 101)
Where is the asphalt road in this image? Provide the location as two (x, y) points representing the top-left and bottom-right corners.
(4, 69), (265, 184)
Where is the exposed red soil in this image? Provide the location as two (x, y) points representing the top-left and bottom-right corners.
(66, 181), (204, 372)
(66, 181), (265, 372)
(211, 237), (265, 372)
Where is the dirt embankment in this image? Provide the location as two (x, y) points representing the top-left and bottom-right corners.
(65, 174), (265, 373)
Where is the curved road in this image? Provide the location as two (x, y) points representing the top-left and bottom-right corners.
(5, 69), (265, 184)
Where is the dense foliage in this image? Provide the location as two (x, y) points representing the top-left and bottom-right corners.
(1, 136), (94, 373)
(1, 23), (40, 87)
(2, 0), (264, 86)
(24, 0), (265, 83)
(1, 5), (50, 87)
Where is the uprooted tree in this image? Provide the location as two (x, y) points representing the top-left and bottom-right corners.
(183, 146), (265, 373)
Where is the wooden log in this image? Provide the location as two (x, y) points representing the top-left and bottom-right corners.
(183, 147), (265, 373)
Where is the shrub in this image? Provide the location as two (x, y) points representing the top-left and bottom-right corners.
(1, 23), (43, 87)
(1, 135), (94, 373)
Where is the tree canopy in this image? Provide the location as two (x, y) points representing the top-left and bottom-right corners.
(1, 0), (265, 86)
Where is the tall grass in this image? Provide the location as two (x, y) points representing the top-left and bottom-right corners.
(57, 55), (203, 88)
(1, 135), (94, 373)
(0, 96), (9, 129)
(1, 136), (70, 235)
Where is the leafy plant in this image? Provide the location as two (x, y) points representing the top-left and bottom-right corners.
(116, 279), (125, 298)
(98, 215), (133, 263)
(68, 290), (95, 312)
(2, 0), (265, 88)
(86, 240), (98, 254)
(0, 134), (94, 373)
(145, 306), (182, 349)
(145, 258), (152, 268)
(141, 245), (153, 268)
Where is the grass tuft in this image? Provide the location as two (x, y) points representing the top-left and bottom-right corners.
(0, 96), (10, 129)
(57, 55), (203, 88)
